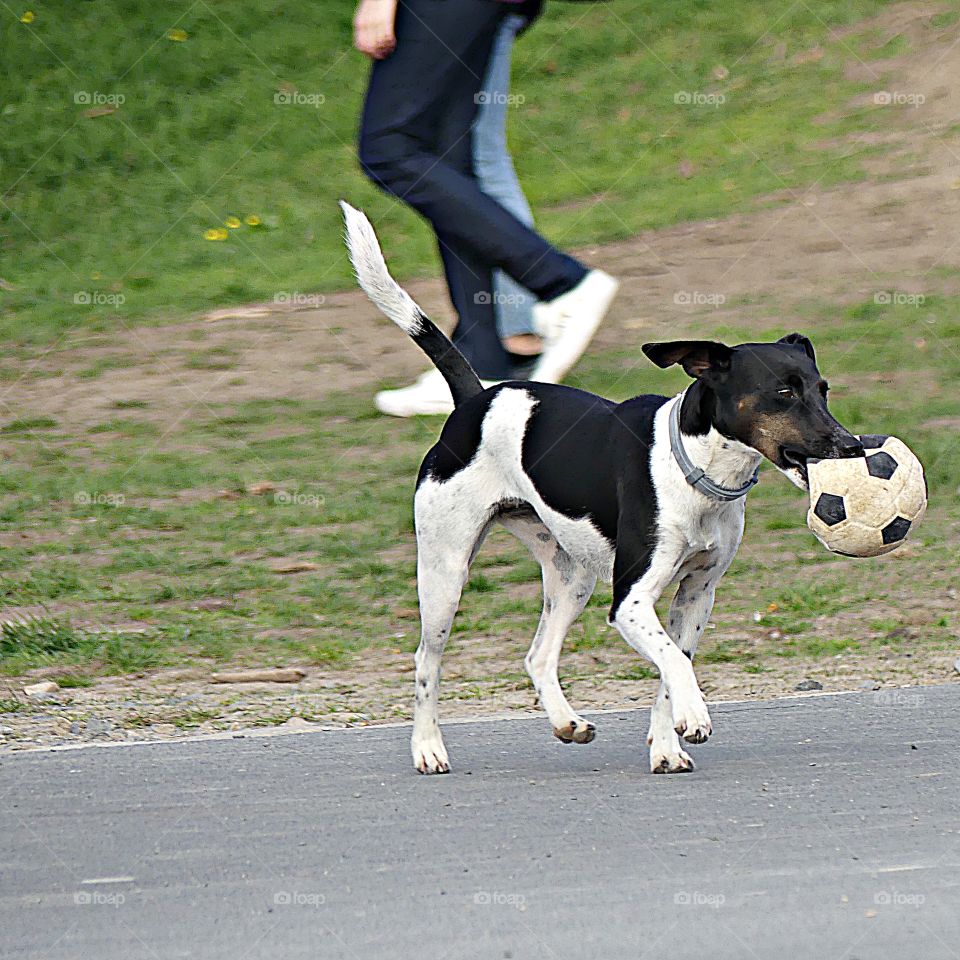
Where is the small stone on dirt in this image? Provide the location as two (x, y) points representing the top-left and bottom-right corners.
(246, 481), (277, 495)
(23, 681), (59, 697)
(794, 679), (823, 691)
(281, 717), (313, 730)
(270, 561), (318, 574)
(86, 718), (113, 736)
(211, 668), (307, 684)
(954, 658), (960, 675)
(859, 681), (881, 691)
(190, 598), (230, 612)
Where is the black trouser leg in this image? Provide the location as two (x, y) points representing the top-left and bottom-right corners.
(358, 0), (586, 379)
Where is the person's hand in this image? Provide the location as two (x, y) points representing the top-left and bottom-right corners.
(354, 0), (398, 60)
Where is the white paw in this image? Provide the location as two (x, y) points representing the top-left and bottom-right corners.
(671, 694), (712, 744)
(650, 746), (695, 774)
(411, 733), (450, 775)
(552, 717), (597, 744)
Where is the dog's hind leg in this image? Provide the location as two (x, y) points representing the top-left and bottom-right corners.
(410, 482), (494, 775)
(500, 512), (597, 744)
(648, 574), (717, 774)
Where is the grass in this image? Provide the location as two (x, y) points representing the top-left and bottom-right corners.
(0, 0), (957, 694)
(0, 0), (919, 343)
(0, 290), (956, 683)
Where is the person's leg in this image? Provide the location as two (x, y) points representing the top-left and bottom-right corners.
(471, 14), (539, 346)
(422, 7), (519, 378)
(358, 0), (586, 306)
(359, 0), (616, 397)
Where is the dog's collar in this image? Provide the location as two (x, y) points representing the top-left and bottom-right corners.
(668, 396), (759, 502)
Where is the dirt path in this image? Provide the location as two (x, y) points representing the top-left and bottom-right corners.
(2, 3), (959, 751)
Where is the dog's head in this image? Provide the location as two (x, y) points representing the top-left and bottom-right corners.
(642, 333), (862, 490)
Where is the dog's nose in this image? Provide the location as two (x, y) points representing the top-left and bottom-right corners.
(834, 435), (864, 458)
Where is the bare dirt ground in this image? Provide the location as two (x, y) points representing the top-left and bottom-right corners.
(2, 3), (958, 751)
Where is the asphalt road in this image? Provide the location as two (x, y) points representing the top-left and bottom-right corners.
(3, 685), (959, 960)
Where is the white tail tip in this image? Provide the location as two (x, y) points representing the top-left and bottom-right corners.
(340, 200), (422, 335)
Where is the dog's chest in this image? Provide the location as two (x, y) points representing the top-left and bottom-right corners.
(660, 493), (745, 577)
(686, 505), (741, 553)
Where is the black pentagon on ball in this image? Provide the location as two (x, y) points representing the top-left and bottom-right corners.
(881, 516), (911, 545)
(859, 434), (889, 450)
(866, 451), (898, 480)
(814, 492), (847, 526)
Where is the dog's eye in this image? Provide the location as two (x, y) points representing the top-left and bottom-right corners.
(777, 387), (795, 398)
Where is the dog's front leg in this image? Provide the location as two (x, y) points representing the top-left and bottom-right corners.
(648, 576), (718, 773)
(610, 550), (712, 746)
(614, 598), (711, 743)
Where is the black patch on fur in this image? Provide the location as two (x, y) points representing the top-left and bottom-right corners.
(409, 310), (483, 407)
(417, 387), (507, 485)
(519, 384), (621, 544)
(677, 380), (716, 436)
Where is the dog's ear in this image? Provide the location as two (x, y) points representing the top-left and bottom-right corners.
(778, 332), (816, 363)
(642, 340), (733, 379)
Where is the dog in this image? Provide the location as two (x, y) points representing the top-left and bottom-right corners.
(340, 201), (863, 775)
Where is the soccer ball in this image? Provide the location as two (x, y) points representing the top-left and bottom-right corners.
(806, 435), (927, 558)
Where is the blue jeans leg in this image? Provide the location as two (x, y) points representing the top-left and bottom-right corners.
(472, 15), (538, 340)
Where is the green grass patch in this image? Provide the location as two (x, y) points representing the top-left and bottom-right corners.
(0, 281), (957, 679)
(1, 0), (913, 342)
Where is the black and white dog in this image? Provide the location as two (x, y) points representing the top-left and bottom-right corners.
(341, 202), (862, 775)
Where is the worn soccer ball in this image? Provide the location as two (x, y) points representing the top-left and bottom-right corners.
(806, 435), (927, 558)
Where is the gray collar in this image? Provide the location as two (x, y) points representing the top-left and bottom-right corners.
(669, 395), (759, 502)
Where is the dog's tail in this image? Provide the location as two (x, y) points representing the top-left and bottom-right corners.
(339, 201), (484, 407)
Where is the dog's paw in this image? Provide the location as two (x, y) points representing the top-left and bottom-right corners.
(671, 696), (712, 744)
(552, 718), (596, 744)
(650, 747), (695, 774)
(411, 734), (450, 775)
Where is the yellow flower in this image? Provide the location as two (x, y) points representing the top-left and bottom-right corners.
(204, 228), (228, 241)
(244, 214), (261, 227)
(225, 217), (241, 229)
(167, 28), (188, 42)
(20, 11), (35, 23)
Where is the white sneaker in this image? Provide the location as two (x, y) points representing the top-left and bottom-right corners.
(375, 369), (500, 417)
(530, 270), (619, 383)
